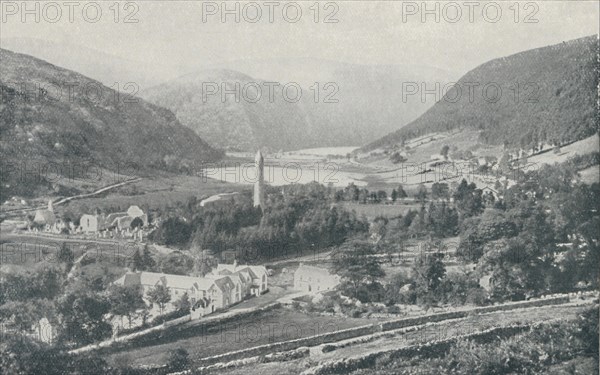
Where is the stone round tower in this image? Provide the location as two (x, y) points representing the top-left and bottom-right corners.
(253, 150), (265, 208)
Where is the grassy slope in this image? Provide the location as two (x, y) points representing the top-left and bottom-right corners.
(107, 308), (375, 368)
(217, 303), (591, 375)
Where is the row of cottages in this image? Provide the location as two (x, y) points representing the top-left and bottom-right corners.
(80, 205), (148, 233)
(209, 261), (269, 296)
(293, 264), (340, 293)
(114, 263), (268, 318)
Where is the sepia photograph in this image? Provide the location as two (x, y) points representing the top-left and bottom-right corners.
(0, 1), (599, 374)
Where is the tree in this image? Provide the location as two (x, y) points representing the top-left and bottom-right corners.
(0, 299), (52, 333)
(147, 284), (171, 315)
(167, 348), (189, 372)
(0, 332), (73, 375)
(431, 182), (449, 200)
(57, 242), (74, 272)
(453, 179), (484, 219)
(440, 145), (450, 160)
(396, 184), (408, 199)
(173, 292), (191, 313)
(141, 245), (156, 270)
(130, 217), (144, 229)
(56, 290), (112, 345)
(131, 249), (144, 271)
(149, 217), (192, 247)
(412, 250), (446, 307)
(391, 189), (398, 202)
(332, 240), (385, 302)
(107, 284), (146, 328)
(390, 152), (407, 164)
(415, 184), (428, 203)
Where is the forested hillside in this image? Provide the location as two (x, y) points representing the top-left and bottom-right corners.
(0, 49), (223, 198)
(362, 35), (598, 153)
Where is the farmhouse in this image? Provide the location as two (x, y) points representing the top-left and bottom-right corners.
(294, 264), (340, 293)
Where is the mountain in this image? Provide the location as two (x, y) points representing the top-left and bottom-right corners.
(0, 48), (223, 198)
(361, 36), (599, 153)
(141, 69), (316, 151)
(209, 58), (458, 148)
(0, 38), (186, 89)
(142, 61), (457, 151)
(2, 39), (460, 150)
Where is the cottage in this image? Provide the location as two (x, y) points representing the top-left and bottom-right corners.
(294, 264), (340, 293)
(33, 200), (56, 226)
(80, 214), (99, 232)
(114, 262), (269, 318)
(81, 205), (148, 233)
(211, 261), (269, 296)
(114, 272), (222, 315)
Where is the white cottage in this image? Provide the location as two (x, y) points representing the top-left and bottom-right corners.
(294, 264), (340, 293)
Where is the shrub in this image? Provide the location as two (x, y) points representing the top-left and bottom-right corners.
(167, 347), (189, 372)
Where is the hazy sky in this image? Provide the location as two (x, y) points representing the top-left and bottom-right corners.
(1, 0), (598, 73)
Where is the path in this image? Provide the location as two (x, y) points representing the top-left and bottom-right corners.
(1, 177), (142, 216)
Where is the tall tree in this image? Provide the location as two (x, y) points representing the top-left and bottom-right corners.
(56, 290), (112, 345)
(332, 239), (385, 302)
(415, 184), (428, 203)
(131, 249), (144, 271)
(391, 189), (398, 202)
(397, 184), (408, 199)
(142, 245), (156, 270)
(57, 242), (74, 272)
(147, 284), (171, 315)
(453, 179), (484, 219)
(107, 284), (146, 328)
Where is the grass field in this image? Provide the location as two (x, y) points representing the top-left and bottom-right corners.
(106, 307), (375, 368)
(217, 302), (592, 375)
(58, 174), (248, 215)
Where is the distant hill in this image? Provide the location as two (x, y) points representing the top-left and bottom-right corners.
(0, 37), (184, 89)
(141, 69), (317, 151)
(0, 49), (223, 198)
(142, 62), (456, 151)
(2, 39), (459, 150)
(361, 36), (599, 153)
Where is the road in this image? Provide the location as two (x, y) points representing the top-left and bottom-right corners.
(1, 177), (143, 217)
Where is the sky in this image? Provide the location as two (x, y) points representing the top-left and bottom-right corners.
(1, 0), (598, 73)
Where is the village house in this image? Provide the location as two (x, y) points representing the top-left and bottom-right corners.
(79, 205), (148, 233)
(210, 261), (269, 296)
(114, 262), (269, 318)
(33, 200), (56, 227)
(294, 264), (341, 293)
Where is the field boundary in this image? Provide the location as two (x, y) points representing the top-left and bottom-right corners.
(173, 293), (593, 371)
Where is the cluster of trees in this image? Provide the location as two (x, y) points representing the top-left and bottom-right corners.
(332, 239), (486, 308)
(335, 182), (457, 205)
(455, 163), (599, 300)
(150, 183), (369, 262)
(332, 160), (598, 307)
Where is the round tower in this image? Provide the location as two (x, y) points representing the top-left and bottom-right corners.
(253, 150), (265, 208)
